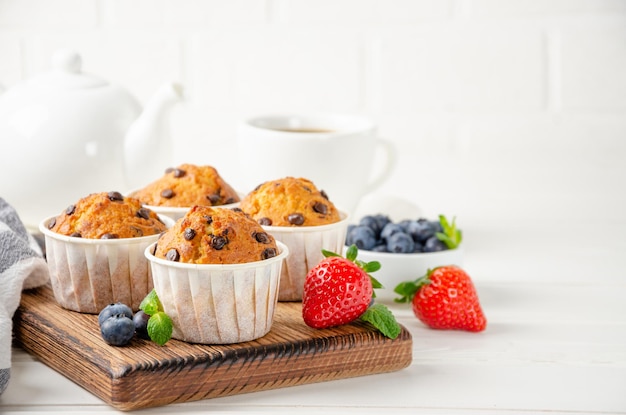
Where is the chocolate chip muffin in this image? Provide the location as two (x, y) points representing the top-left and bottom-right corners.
(48, 191), (167, 239)
(153, 206), (278, 264)
(129, 164), (240, 208)
(239, 177), (340, 227)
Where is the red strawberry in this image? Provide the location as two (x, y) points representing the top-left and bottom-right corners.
(302, 245), (401, 339)
(394, 265), (487, 332)
(302, 258), (372, 328)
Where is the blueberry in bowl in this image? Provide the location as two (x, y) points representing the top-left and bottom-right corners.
(345, 214), (463, 303)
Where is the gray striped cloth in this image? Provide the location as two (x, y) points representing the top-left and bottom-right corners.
(0, 197), (49, 395)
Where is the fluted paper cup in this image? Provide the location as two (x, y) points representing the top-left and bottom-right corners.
(145, 241), (288, 344)
(263, 211), (349, 301)
(136, 192), (244, 222)
(39, 215), (175, 314)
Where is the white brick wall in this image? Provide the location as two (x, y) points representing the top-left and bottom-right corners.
(1, 0), (625, 233)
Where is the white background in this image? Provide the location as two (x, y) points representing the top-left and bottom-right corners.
(2, 0), (625, 236)
(1, 2), (626, 413)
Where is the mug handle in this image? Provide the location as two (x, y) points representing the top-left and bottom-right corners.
(362, 138), (396, 195)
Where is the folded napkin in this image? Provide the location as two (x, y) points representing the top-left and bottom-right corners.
(0, 197), (49, 395)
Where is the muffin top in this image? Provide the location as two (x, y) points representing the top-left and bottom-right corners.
(47, 191), (168, 239)
(153, 206), (279, 264)
(239, 177), (341, 227)
(129, 164), (240, 207)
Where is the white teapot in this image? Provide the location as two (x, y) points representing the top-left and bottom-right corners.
(0, 49), (182, 229)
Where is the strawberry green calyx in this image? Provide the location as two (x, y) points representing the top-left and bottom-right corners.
(436, 214), (462, 249)
(323, 244), (383, 291)
(320, 245), (401, 339)
(393, 270), (433, 304)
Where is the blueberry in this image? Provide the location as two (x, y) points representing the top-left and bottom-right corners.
(133, 310), (151, 340)
(406, 220), (438, 243)
(386, 232), (415, 253)
(398, 219), (413, 232)
(347, 225), (377, 250)
(373, 214), (391, 234)
(412, 240), (425, 253)
(430, 219), (444, 233)
(100, 314), (135, 346)
(380, 223), (405, 242)
(98, 303), (133, 326)
(359, 215), (384, 239)
(372, 243), (388, 252)
(423, 235), (447, 252)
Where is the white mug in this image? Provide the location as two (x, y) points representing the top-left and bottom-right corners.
(237, 113), (396, 213)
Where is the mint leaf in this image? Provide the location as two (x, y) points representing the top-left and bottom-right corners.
(436, 214), (462, 249)
(139, 289), (163, 316)
(360, 303), (401, 339)
(147, 311), (173, 346)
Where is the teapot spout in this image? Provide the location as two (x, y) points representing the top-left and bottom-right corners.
(124, 82), (183, 190)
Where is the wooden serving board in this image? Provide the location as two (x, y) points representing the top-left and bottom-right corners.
(13, 285), (413, 411)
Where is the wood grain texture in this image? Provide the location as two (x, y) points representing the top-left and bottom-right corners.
(13, 285), (413, 411)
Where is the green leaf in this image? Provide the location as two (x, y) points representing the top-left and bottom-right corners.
(147, 311), (173, 346)
(139, 289), (163, 316)
(362, 260), (381, 273)
(345, 244), (358, 262)
(393, 273), (431, 303)
(321, 249), (341, 258)
(360, 304), (401, 339)
(436, 214), (462, 249)
(369, 274), (384, 289)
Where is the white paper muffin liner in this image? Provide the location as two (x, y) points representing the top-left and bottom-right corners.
(146, 241), (288, 344)
(263, 211), (349, 301)
(139, 192), (244, 222)
(39, 215), (175, 314)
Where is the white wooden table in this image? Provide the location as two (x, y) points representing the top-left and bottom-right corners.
(2, 223), (625, 414)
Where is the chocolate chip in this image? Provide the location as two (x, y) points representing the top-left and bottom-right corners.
(206, 194), (220, 204)
(312, 202), (327, 215)
(253, 231), (271, 244)
(48, 218), (56, 229)
(231, 207), (243, 213)
(320, 190), (329, 200)
(66, 205), (76, 215)
(107, 191), (124, 202)
(184, 228), (196, 241)
(172, 168), (186, 178)
(288, 213), (305, 226)
(204, 215), (213, 225)
(70, 232), (81, 238)
(161, 189), (174, 199)
(262, 248), (277, 259)
(303, 186), (312, 193)
(130, 226), (144, 237)
(258, 217), (272, 226)
(211, 235), (228, 250)
(136, 207), (151, 220)
(225, 197), (236, 204)
(100, 233), (119, 239)
(166, 248), (180, 261)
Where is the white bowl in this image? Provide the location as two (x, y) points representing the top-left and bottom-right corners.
(262, 211), (350, 301)
(39, 214), (175, 313)
(353, 246), (464, 304)
(145, 241), (289, 344)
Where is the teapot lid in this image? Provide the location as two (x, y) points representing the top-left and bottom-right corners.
(26, 49), (108, 90)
